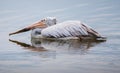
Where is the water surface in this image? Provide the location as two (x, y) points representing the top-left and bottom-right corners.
(0, 0), (120, 73)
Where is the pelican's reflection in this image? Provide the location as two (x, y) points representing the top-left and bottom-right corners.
(9, 39), (47, 52)
(9, 38), (106, 55)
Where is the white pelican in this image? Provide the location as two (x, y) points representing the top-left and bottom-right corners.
(9, 17), (106, 40)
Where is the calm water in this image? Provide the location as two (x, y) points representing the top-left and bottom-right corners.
(0, 0), (120, 73)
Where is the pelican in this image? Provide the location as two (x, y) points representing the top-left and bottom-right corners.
(9, 17), (106, 40)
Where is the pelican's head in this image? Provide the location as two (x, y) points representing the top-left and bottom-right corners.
(9, 17), (57, 36)
(41, 17), (57, 26)
(31, 17), (57, 38)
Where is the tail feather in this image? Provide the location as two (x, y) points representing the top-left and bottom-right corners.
(81, 24), (101, 38)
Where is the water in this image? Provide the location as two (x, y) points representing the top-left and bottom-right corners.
(0, 0), (120, 73)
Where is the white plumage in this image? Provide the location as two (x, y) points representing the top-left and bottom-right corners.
(10, 17), (105, 40)
(31, 19), (102, 39)
(41, 21), (88, 38)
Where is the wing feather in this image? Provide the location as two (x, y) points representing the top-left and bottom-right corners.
(41, 21), (90, 38)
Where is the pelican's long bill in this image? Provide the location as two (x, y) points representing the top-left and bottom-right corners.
(9, 21), (46, 36)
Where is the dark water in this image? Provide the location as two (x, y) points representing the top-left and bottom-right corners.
(0, 0), (120, 73)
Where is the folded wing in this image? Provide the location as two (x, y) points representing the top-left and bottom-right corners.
(41, 21), (100, 38)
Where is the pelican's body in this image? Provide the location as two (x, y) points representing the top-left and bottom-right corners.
(9, 17), (106, 40)
(31, 20), (102, 40)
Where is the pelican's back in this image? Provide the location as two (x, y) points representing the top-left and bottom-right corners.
(41, 21), (93, 38)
